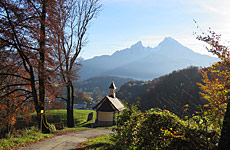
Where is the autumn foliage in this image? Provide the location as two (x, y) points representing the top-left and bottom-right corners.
(196, 29), (230, 149)
(197, 30), (230, 123)
(0, 0), (63, 133)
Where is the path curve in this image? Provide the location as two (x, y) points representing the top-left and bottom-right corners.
(19, 129), (113, 150)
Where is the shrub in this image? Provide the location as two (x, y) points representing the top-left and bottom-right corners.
(113, 107), (219, 150)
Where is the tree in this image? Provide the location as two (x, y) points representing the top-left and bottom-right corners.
(196, 29), (230, 149)
(52, 0), (101, 127)
(0, 0), (59, 133)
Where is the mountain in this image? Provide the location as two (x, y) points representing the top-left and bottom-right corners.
(116, 66), (206, 117)
(79, 37), (217, 81)
(75, 76), (132, 101)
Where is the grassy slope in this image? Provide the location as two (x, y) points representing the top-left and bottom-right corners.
(77, 134), (114, 150)
(26, 109), (96, 127)
(0, 127), (53, 149)
(45, 109), (96, 127)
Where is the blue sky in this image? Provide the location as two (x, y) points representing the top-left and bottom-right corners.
(80, 0), (230, 59)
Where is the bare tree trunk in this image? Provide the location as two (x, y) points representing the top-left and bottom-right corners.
(66, 82), (74, 127)
(66, 84), (71, 127)
(71, 81), (75, 126)
(38, 0), (50, 133)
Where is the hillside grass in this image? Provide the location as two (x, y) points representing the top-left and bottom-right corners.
(77, 134), (114, 150)
(46, 109), (96, 127)
(0, 126), (53, 149)
(27, 109), (96, 128)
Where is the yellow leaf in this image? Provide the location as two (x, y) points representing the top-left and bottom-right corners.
(183, 104), (189, 108)
(203, 104), (209, 107)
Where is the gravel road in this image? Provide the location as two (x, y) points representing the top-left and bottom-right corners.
(19, 129), (113, 150)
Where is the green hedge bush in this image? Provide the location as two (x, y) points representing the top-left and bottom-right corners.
(113, 106), (219, 150)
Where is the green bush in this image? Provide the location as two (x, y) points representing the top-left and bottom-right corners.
(113, 107), (219, 150)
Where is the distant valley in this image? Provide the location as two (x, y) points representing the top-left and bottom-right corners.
(79, 37), (217, 81)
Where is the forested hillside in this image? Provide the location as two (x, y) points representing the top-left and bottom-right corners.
(117, 66), (206, 117)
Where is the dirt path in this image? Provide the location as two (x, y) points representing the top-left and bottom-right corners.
(19, 129), (113, 150)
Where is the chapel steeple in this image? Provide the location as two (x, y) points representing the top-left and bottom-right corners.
(109, 81), (116, 98)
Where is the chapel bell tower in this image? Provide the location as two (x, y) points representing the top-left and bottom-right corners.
(109, 81), (116, 98)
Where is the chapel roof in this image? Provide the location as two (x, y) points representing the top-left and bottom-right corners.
(93, 96), (125, 111)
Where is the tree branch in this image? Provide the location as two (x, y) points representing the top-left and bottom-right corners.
(0, 89), (32, 99)
(0, 83), (30, 92)
(56, 95), (67, 102)
(0, 73), (30, 81)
